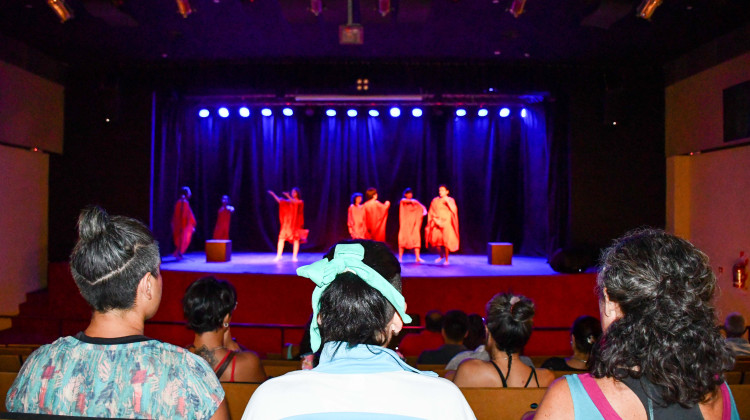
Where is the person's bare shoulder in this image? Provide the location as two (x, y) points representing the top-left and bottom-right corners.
(536, 367), (557, 387)
(534, 377), (575, 420)
(452, 358), (491, 387)
(233, 351), (267, 383)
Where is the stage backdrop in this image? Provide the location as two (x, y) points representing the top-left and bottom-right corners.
(154, 99), (557, 256)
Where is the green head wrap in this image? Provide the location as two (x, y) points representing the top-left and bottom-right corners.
(296, 243), (412, 352)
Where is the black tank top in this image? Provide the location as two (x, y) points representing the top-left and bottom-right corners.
(621, 375), (703, 420)
(490, 357), (539, 388)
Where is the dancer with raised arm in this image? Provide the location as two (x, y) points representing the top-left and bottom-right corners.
(172, 186), (197, 260)
(212, 195), (235, 240)
(363, 187), (390, 242)
(268, 188), (305, 261)
(398, 188), (427, 263)
(348, 192), (366, 239)
(426, 184), (459, 264)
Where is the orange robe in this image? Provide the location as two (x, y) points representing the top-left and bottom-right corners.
(348, 204), (367, 239)
(212, 206), (232, 240)
(363, 199), (389, 242)
(398, 199), (426, 249)
(278, 199), (304, 242)
(425, 196), (459, 252)
(171, 198), (196, 254)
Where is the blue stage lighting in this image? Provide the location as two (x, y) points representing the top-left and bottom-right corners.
(347, 109), (358, 117)
(218, 107), (230, 118)
(499, 108), (511, 118)
(369, 109), (380, 117)
(456, 108), (467, 117)
(239, 107), (250, 118)
(283, 107), (294, 117)
(326, 109), (337, 117)
(521, 108), (527, 118)
(261, 108), (273, 117)
(390, 107), (401, 117)
(412, 108), (423, 117)
(477, 108), (489, 117)
(198, 109), (210, 118)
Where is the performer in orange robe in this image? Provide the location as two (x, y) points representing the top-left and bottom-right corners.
(425, 184), (459, 264)
(347, 193), (367, 239)
(171, 186), (197, 259)
(362, 187), (390, 242)
(268, 188), (305, 261)
(212, 195), (235, 240)
(398, 188), (427, 263)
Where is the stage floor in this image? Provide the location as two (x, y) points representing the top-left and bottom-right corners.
(161, 252), (558, 277)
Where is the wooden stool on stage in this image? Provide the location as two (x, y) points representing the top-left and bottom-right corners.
(206, 240), (232, 262)
(487, 242), (513, 265)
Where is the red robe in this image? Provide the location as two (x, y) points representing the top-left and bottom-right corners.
(348, 204), (367, 239)
(398, 198), (426, 249)
(212, 206), (232, 240)
(425, 196), (459, 252)
(363, 199), (389, 242)
(171, 198), (196, 254)
(278, 199), (304, 242)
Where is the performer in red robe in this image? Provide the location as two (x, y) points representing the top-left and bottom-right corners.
(347, 193), (367, 239)
(398, 188), (427, 263)
(362, 187), (390, 242)
(425, 184), (459, 264)
(268, 188), (305, 261)
(171, 186), (196, 259)
(212, 195), (235, 240)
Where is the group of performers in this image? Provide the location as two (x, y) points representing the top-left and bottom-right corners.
(171, 184), (458, 264)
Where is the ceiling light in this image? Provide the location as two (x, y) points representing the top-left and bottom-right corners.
(499, 108), (510, 118)
(456, 109), (467, 117)
(390, 107), (401, 117)
(347, 109), (358, 117)
(509, 0), (526, 18)
(47, 0), (74, 22)
(198, 109), (210, 118)
(283, 108), (294, 117)
(175, 0), (193, 18)
(637, 0), (662, 20)
(326, 109), (337, 117)
(218, 107), (230, 118)
(520, 108), (527, 118)
(478, 109), (489, 117)
(412, 108), (423, 118)
(369, 109), (380, 117)
(239, 107), (250, 118)
(261, 108), (272, 117)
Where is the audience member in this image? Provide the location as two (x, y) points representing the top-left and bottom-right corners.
(6, 206), (227, 419)
(541, 315), (602, 371)
(724, 312), (750, 356)
(183, 276), (267, 382)
(397, 309), (444, 356)
(242, 240), (475, 419)
(453, 293), (554, 388)
(418, 309), (469, 364)
(536, 228), (738, 419)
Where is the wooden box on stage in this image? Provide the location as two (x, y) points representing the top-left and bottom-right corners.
(206, 240), (232, 262)
(487, 242), (513, 265)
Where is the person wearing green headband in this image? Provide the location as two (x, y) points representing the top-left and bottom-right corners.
(242, 240), (475, 420)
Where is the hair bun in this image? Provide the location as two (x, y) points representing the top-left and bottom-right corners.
(77, 206), (110, 241)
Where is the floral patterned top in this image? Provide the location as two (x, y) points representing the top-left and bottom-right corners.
(6, 333), (224, 419)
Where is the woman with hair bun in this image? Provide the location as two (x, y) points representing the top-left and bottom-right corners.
(542, 315), (602, 371)
(536, 228), (739, 420)
(453, 292), (554, 388)
(183, 276), (267, 383)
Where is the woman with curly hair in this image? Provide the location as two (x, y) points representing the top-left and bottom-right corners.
(536, 228), (739, 420)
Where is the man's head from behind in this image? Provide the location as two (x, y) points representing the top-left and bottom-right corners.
(725, 312), (747, 338)
(425, 310), (443, 333)
(442, 310), (469, 344)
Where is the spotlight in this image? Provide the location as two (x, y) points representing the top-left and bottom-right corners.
(47, 0), (74, 22)
(520, 108), (527, 118)
(455, 108), (467, 117)
(283, 107), (294, 117)
(239, 107), (250, 118)
(389, 107), (401, 117)
(326, 109), (337, 117)
(369, 109), (380, 117)
(310, 0), (323, 16)
(412, 108), (423, 118)
(509, 0), (526, 18)
(175, 0), (193, 18)
(477, 109), (489, 117)
(261, 108), (273, 117)
(218, 107), (230, 118)
(499, 108), (510, 118)
(637, 0), (662, 20)
(198, 109), (210, 118)
(347, 109), (358, 117)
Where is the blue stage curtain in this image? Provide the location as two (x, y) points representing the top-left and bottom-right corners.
(154, 100), (554, 256)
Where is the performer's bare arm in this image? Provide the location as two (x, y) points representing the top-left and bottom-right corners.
(267, 190), (281, 203)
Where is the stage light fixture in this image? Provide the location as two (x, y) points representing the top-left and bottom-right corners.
(379, 0), (391, 16)
(218, 107), (230, 118)
(326, 109), (337, 117)
(261, 108), (273, 117)
(175, 0), (193, 18)
(637, 0), (662, 20)
(499, 108), (511, 118)
(309, 0), (323, 16)
(390, 107), (401, 117)
(509, 0), (526, 18)
(478, 108), (489, 117)
(347, 109), (358, 117)
(239, 107), (250, 118)
(520, 108), (527, 118)
(369, 109), (380, 117)
(412, 108), (423, 118)
(456, 108), (467, 117)
(283, 107), (294, 117)
(199, 109), (210, 118)
(47, 0), (74, 22)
